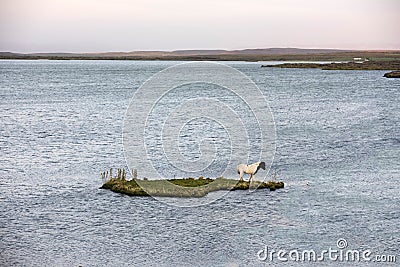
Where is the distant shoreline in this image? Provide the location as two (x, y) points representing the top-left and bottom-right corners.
(1, 48), (400, 62)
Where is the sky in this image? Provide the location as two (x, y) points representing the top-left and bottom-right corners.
(0, 0), (399, 53)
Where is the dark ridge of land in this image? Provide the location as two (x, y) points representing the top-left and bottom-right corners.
(383, 71), (400, 78)
(101, 177), (285, 198)
(1, 49), (400, 62)
(262, 60), (400, 70)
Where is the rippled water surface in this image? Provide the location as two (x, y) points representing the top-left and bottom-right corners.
(0, 60), (399, 266)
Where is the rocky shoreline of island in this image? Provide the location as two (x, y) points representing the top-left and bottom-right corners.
(100, 169), (284, 198)
(261, 60), (400, 78)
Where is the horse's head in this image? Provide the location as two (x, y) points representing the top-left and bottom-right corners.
(252, 161), (266, 175)
(259, 161), (266, 170)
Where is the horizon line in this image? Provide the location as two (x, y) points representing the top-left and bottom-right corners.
(3, 47), (400, 54)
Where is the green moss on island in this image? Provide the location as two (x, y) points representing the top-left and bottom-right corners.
(101, 176), (284, 198)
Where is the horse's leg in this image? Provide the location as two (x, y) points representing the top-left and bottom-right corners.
(239, 171), (243, 181)
(249, 174), (254, 182)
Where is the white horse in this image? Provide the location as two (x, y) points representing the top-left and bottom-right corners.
(236, 162), (266, 182)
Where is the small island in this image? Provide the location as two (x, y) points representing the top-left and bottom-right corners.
(261, 60), (400, 71)
(100, 168), (284, 198)
(383, 71), (400, 78)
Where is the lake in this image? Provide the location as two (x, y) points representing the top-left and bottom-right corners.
(0, 60), (399, 266)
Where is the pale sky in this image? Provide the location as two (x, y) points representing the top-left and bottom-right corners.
(0, 0), (399, 53)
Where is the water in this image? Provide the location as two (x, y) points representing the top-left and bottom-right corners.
(0, 60), (399, 266)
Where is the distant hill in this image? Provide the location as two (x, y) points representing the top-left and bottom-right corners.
(227, 48), (351, 55)
(79, 48), (352, 56)
(1, 48), (399, 61)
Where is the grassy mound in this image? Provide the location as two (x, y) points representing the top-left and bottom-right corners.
(262, 60), (400, 70)
(101, 175), (284, 198)
(384, 71), (400, 78)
